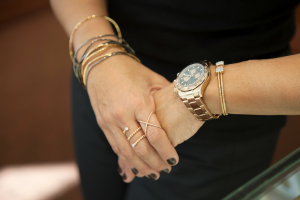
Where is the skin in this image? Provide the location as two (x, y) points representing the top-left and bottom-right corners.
(50, 0), (300, 183)
(154, 55), (300, 147)
(50, 0), (179, 183)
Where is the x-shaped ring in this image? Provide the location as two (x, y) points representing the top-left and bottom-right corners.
(138, 111), (161, 136)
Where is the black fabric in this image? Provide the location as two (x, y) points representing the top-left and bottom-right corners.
(72, 74), (280, 200)
(72, 1), (299, 199)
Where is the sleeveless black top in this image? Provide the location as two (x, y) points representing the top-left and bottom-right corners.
(108, 0), (299, 139)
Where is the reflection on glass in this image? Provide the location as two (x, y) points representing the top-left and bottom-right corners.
(223, 147), (300, 200)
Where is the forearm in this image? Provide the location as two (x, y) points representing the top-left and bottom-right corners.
(50, 0), (115, 57)
(204, 53), (300, 115)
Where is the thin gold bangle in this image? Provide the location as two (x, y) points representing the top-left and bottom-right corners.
(69, 15), (122, 61)
(81, 48), (125, 82)
(220, 70), (228, 116)
(78, 45), (124, 83)
(83, 52), (141, 87)
(215, 61), (228, 116)
(80, 44), (125, 74)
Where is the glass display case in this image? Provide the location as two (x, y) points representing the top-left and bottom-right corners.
(223, 147), (300, 200)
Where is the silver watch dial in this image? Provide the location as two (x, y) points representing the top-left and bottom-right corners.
(176, 63), (207, 91)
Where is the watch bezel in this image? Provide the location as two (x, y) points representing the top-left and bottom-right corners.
(175, 62), (210, 92)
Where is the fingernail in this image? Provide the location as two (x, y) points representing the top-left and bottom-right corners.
(147, 173), (157, 181)
(122, 173), (127, 180)
(167, 158), (177, 165)
(160, 168), (170, 174)
(118, 166), (122, 174)
(131, 168), (139, 175)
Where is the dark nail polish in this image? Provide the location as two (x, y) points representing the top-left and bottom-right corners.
(122, 173), (127, 180)
(167, 158), (177, 166)
(160, 168), (169, 174)
(118, 166), (122, 174)
(147, 173), (157, 180)
(131, 168), (139, 175)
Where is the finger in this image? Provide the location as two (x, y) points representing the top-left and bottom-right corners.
(110, 125), (163, 180)
(101, 126), (141, 179)
(96, 108), (160, 179)
(123, 123), (172, 175)
(117, 157), (126, 179)
(118, 156), (135, 183)
(136, 110), (179, 166)
(99, 124), (136, 180)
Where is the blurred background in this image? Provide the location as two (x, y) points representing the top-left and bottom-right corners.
(0, 1), (300, 200)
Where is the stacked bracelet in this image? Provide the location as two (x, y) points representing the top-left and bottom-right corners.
(69, 15), (140, 88)
(215, 61), (228, 116)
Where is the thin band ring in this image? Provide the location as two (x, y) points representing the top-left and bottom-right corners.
(123, 127), (129, 135)
(144, 111), (153, 137)
(127, 127), (142, 141)
(132, 111), (161, 148)
(138, 121), (161, 128)
(132, 135), (146, 148)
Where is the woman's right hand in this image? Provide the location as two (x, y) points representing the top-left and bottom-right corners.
(86, 52), (179, 182)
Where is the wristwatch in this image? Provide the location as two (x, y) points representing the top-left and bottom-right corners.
(173, 61), (220, 121)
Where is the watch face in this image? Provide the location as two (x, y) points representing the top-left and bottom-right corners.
(176, 63), (208, 91)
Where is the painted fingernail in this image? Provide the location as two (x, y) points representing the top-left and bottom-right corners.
(131, 168), (139, 175)
(160, 169), (170, 174)
(167, 158), (177, 165)
(118, 166), (122, 174)
(122, 173), (127, 180)
(147, 173), (157, 181)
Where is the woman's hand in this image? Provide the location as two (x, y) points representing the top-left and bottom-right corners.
(153, 83), (205, 147)
(87, 54), (179, 182)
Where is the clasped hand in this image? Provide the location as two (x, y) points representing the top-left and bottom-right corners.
(87, 55), (204, 182)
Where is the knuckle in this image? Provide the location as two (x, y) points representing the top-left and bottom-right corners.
(111, 145), (120, 155)
(136, 168), (149, 177)
(112, 104), (122, 118)
(96, 116), (104, 128)
(134, 144), (149, 158)
(146, 128), (161, 144)
(112, 105), (127, 125)
(120, 147), (134, 160)
(134, 101), (146, 115)
(102, 111), (114, 125)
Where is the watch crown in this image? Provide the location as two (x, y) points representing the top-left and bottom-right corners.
(177, 73), (180, 76)
(173, 88), (178, 93)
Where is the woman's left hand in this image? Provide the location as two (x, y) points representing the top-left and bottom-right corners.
(153, 83), (205, 147)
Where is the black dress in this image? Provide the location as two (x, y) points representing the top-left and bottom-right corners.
(72, 1), (299, 199)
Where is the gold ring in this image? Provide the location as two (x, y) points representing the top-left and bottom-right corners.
(132, 111), (162, 148)
(137, 112), (162, 137)
(123, 127), (129, 135)
(132, 135), (146, 148)
(127, 127), (142, 141)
